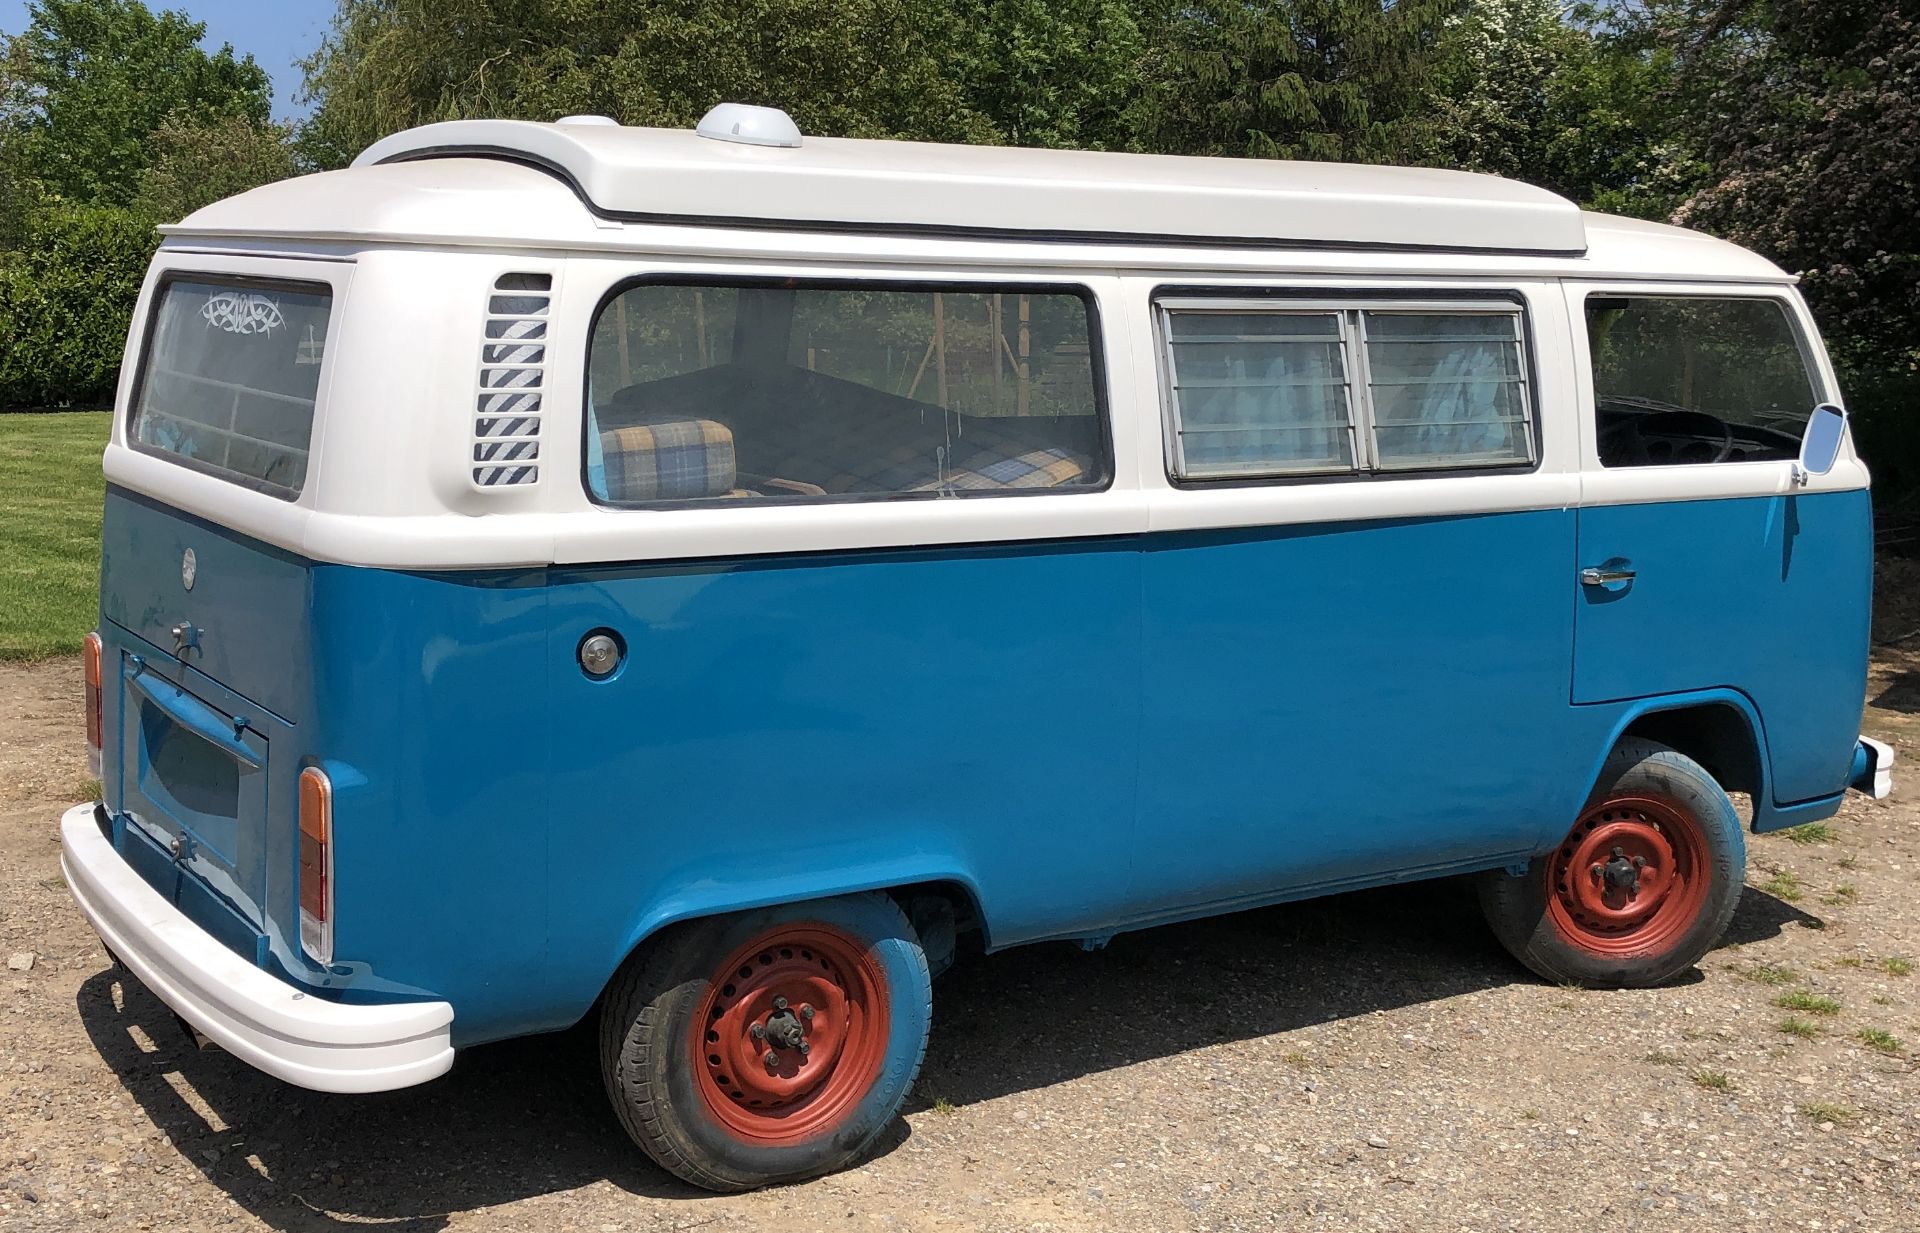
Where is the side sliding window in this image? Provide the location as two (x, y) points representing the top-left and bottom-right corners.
(584, 280), (1112, 505)
(1158, 297), (1536, 481)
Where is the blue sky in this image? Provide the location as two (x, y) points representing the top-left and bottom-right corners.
(0, 0), (335, 121)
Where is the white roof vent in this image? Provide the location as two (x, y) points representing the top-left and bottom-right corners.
(695, 103), (802, 149)
(556, 114), (619, 127)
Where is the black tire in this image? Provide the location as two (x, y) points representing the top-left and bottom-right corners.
(599, 892), (931, 1192)
(1479, 738), (1746, 988)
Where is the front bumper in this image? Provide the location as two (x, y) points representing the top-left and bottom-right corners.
(60, 803), (454, 1093)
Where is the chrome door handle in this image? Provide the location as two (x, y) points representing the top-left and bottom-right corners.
(1580, 566), (1637, 586)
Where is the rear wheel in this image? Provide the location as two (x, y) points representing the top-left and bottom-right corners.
(1479, 739), (1745, 988)
(599, 893), (930, 1192)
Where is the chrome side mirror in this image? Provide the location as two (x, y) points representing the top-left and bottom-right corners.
(1793, 403), (1848, 486)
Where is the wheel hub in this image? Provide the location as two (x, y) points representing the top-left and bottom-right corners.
(690, 923), (891, 1145)
(1596, 846), (1646, 894)
(1561, 819), (1677, 930)
(1544, 795), (1711, 958)
(753, 997), (813, 1053)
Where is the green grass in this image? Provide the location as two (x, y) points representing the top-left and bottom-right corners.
(1775, 991), (1843, 1015)
(1761, 870), (1806, 903)
(1744, 963), (1799, 986)
(1690, 1069), (1731, 1091)
(1856, 1028), (1904, 1055)
(1799, 1101), (1859, 1124)
(1882, 957), (1913, 977)
(1778, 1016), (1820, 1039)
(0, 412), (110, 660)
(1825, 883), (1860, 906)
(1780, 822), (1836, 845)
(1643, 1049), (1683, 1066)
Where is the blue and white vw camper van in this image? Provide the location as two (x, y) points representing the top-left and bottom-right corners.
(60, 103), (1893, 1191)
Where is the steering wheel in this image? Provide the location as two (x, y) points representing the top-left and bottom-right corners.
(1600, 410), (1736, 467)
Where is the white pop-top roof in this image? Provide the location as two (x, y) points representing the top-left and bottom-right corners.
(351, 115), (1591, 256)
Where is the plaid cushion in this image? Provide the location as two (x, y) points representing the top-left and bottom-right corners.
(743, 407), (936, 494)
(913, 446), (1088, 492)
(753, 411), (1089, 495)
(604, 366), (1097, 496)
(601, 419), (736, 501)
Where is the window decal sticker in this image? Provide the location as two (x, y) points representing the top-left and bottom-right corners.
(201, 291), (287, 337)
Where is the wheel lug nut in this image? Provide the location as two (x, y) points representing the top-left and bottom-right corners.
(797, 1040), (810, 1055)
(773, 996), (789, 1011)
(750, 1023), (766, 1040)
(764, 1050), (779, 1067)
(800, 1004), (814, 1020)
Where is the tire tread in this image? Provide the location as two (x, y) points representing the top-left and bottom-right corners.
(1479, 738), (1746, 989)
(599, 894), (929, 1192)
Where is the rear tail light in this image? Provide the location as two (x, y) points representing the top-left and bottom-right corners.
(298, 766), (334, 965)
(83, 632), (103, 782)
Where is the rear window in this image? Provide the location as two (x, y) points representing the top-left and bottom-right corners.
(585, 281), (1107, 504)
(131, 278), (333, 498)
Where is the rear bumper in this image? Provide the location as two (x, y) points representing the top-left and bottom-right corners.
(60, 803), (454, 1094)
(1850, 736), (1896, 800)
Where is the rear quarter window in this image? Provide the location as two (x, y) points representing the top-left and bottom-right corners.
(130, 278), (333, 498)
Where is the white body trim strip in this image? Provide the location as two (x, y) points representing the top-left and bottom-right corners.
(60, 804), (455, 1094)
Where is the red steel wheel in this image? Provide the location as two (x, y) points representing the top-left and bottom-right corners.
(1545, 793), (1712, 958)
(689, 923), (892, 1146)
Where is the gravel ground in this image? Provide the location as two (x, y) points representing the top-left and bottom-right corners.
(4, 577), (1919, 1231)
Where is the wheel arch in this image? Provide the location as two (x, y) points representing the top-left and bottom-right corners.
(1590, 690), (1772, 826)
(592, 864), (992, 1018)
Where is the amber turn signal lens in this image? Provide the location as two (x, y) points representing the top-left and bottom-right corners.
(82, 631), (103, 757)
(298, 767), (334, 963)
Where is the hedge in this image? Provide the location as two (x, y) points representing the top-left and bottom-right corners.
(0, 204), (157, 409)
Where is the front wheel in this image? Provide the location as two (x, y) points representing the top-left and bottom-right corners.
(1479, 739), (1746, 988)
(599, 892), (931, 1192)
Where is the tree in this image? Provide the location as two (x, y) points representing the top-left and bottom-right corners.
(0, 202), (153, 407)
(1419, 1), (1701, 217)
(1673, 0), (1920, 370)
(1426, 0), (1575, 182)
(0, 0), (272, 205)
(133, 112), (297, 222)
(1138, 0), (1463, 163)
(297, 0), (1004, 168)
(945, 0), (1148, 150)
(0, 43), (41, 249)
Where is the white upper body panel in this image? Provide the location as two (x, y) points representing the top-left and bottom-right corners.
(123, 118), (1846, 571)
(348, 118), (1590, 256)
(166, 155), (1788, 284)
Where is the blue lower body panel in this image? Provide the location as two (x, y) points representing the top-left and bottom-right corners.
(96, 489), (1873, 1047)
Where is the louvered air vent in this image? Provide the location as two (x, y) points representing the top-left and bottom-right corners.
(472, 273), (550, 487)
